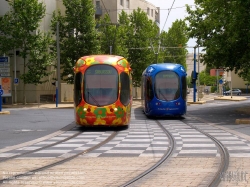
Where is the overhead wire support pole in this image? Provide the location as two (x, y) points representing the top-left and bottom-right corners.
(193, 47), (197, 103)
(56, 22), (61, 107)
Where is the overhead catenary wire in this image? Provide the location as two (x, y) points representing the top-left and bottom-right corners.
(161, 0), (176, 33)
(100, 0), (112, 23)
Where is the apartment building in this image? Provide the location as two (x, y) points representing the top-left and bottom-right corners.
(0, 0), (159, 103)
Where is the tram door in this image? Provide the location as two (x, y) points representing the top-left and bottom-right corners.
(144, 77), (154, 113)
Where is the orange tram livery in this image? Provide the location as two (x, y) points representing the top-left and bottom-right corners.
(73, 55), (133, 127)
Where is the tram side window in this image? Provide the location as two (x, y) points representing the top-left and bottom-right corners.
(74, 72), (82, 106)
(182, 76), (187, 100)
(146, 77), (154, 101)
(120, 72), (130, 106)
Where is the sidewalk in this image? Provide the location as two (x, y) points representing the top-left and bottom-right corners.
(0, 100), (142, 112)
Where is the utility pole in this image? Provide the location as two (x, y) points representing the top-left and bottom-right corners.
(56, 22), (61, 106)
(193, 47), (197, 102)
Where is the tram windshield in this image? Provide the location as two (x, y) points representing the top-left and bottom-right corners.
(84, 65), (118, 106)
(155, 71), (180, 101)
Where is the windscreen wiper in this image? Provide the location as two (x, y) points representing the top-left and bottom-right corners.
(158, 89), (168, 101)
(88, 91), (101, 107)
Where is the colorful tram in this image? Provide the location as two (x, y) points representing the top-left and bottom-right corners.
(73, 55), (132, 126)
(141, 63), (187, 117)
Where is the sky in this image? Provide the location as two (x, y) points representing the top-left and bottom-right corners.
(146, 0), (196, 52)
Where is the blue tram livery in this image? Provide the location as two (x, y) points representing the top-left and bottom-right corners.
(141, 63), (187, 117)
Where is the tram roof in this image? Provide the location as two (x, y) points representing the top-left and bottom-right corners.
(142, 63), (186, 76)
(150, 63), (183, 70)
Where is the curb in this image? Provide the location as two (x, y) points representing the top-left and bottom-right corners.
(214, 96), (247, 101)
(0, 111), (10, 115)
(235, 118), (250, 125)
(187, 101), (206, 104)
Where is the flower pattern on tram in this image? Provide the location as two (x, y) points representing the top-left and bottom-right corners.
(77, 106), (86, 118)
(114, 106), (125, 118)
(76, 59), (85, 67)
(94, 108), (107, 118)
(85, 57), (97, 66)
(80, 118), (87, 124)
(94, 118), (106, 125)
(118, 59), (127, 68)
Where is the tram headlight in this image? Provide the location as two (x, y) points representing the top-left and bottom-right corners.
(114, 108), (118, 111)
(84, 108), (87, 111)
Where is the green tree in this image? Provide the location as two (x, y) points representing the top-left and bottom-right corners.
(97, 15), (120, 55)
(21, 32), (54, 85)
(121, 8), (159, 87)
(51, 0), (100, 84)
(198, 71), (217, 86)
(185, 0), (250, 80)
(160, 19), (189, 70)
(0, 0), (54, 104)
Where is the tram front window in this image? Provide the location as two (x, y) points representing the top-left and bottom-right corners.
(155, 71), (180, 101)
(84, 65), (118, 106)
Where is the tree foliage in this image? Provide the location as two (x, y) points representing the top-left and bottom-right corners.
(198, 70), (217, 86)
(160, 19), (189, 70)
(119, 9), (159, 87)
(0, 0), (54, 103)
(185, 0), (250, 80)
(50, 0), (100, 83)
(21, 32), (54, 85)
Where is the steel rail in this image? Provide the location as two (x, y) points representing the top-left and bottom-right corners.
(120, 120), (175, 187)
(0, 131), (118, 184)
(0, 130), (83, 163)
(184, 116), (229, 187)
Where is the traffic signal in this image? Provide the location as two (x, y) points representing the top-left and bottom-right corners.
(191, 71), (198, 84)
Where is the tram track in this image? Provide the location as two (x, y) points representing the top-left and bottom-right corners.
(183, 115), (230, 186)
(0, 130), (83, 163)
(120, 120), (176, 187)
(121, 116), (229, 187)
(0, 131), (118, 185)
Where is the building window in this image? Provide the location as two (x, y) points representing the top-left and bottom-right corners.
(147, 7), (150, 15)
(120, 0), (123, 6)
(125, 0), (129, 8)
(96, 1), (100, 8)
(151, 9), (153, 17)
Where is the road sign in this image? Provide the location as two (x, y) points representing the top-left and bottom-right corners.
(0, 57), (10, 77)
(14, 78), (19, 85)
(0, 57), (8, 63)
(219, 79), (223, 84)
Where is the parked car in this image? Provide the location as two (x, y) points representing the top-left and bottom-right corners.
(224, 89), (242, 95)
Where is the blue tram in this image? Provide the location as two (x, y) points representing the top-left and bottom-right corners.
(141, 63), (187, 117)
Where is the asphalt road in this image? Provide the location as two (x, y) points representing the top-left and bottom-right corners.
(0, 108), (74, 149)
(187, 97), (250, 136)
